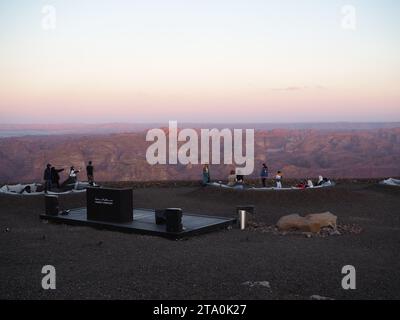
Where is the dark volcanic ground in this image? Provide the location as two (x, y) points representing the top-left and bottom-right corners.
(0, 182), (399, 300)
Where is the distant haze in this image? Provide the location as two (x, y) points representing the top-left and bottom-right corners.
(0, 122), (400, 138)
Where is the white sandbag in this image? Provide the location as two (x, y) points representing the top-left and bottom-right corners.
(7, 184), (24, 193)
(381, 178), (400, 186)
(207, 181), (335, 191)
(0, 181), (90, 196)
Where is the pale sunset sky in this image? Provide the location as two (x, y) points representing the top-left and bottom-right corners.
(0, 0), (399, 123)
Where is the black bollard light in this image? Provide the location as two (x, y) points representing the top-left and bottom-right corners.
(165, 208), (183, 233)
(155, 209), (166, 225)
(45, 195), (59, 216)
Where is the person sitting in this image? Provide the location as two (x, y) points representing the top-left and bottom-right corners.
(19, 185), (32, 194)
(317, 175), (330, 186)
(236, 169), (244, 184)
(296, 180), (307, 189)
(227, 170), (237, 187)
(275, 171), (283, 189)
(307, 179), (314, 188)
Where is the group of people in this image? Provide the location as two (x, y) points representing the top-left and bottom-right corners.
(202, 163), (328, 189)
(293, 175), (331, 189)
(43, 161), (94, 192)
(202, 164), (245, 187)
(258, 164), (284, 188)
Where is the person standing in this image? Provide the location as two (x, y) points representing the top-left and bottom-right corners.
(68, 166), (79, 184)
(260, 163), (268, 187)
(275, 171), (283, 189)
(86, 161), (94, 186)
(202, 164), (210, 185)
(51, 166), (64, 189)
(43, 163), (52, 193)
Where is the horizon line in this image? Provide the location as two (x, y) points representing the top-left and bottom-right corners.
(1, 121), (400, 126)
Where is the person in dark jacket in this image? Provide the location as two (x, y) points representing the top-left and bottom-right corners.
(86, 161), (94, 186)
(260, 163), (268, 187)
(43, 164), (52, 193)
(51, 167), (64, 188)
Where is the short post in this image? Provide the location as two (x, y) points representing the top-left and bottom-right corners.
(236, 205), (255, 229)
(238, 210), (247, 230)
(165, 208), (183, 233)
(155, 209), (166, 225)
(45, 195), (59, 216)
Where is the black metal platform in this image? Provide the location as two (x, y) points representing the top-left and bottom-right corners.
(40, 208), (236, 239)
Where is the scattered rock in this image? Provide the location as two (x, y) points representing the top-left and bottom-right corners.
(338, 224), (363, 235)
(276, 212), (337, 233)
(310, 295), (335, 300)
(242, 281), (271, 289)
(248, 220), (362, 238)
(4, 227), (10, 233)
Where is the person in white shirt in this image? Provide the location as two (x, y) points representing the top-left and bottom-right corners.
(275, 171), (283, 189)
(69, 166), (80, 183)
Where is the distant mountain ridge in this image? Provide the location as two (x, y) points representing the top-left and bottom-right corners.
(1, 122), (400, 138)
(0, 127), (399, 183)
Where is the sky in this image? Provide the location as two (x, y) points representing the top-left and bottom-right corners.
(0, 0), (399, 123)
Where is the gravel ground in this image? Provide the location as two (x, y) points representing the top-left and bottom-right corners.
(0, 182), (399, 300)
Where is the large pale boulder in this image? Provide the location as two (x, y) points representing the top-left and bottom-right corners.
(276, 212), (337, 233)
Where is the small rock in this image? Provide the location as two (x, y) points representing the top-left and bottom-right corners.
(242, 281), (271, 289)
(4, 227), (10, 233)
(277, 212), (337, 233)
(310, 295), (335, 300)
(97, 241), (103, 246)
